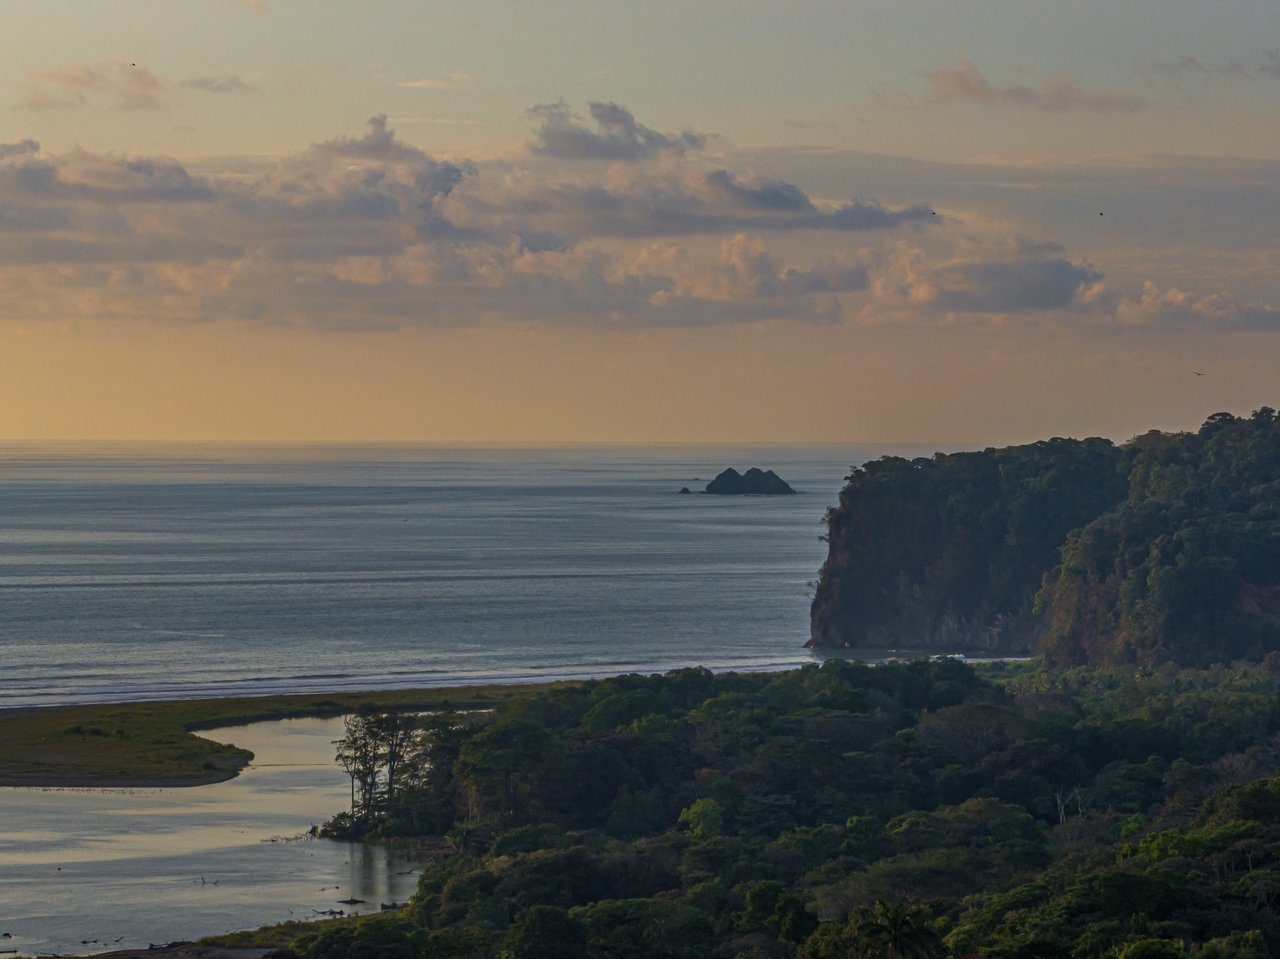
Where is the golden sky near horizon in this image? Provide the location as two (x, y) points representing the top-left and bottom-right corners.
(0, 1), (1277, 443)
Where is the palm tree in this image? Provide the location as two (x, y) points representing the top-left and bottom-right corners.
(849, 900), (944, 959)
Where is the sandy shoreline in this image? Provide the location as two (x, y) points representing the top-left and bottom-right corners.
(45, 947), (273, 959)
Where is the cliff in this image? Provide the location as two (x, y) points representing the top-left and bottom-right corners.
(810, 410), (1280, 666)
(809, 436), (1127, 655)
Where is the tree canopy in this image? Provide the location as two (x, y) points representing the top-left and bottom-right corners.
(812, 410), (1280, 667)
(286, 659), (1280, 959)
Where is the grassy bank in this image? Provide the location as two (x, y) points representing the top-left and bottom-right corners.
(0, 682), (571, 788)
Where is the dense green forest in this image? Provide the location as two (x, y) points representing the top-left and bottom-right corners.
(254, 414), (1280, 958)
(270, 659), (1280, 959)
(810, 410), (1280, 667)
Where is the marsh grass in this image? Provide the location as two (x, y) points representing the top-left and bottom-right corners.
(0, 683), (571, 787)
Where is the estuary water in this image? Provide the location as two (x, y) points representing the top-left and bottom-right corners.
(0, 442), (935, 709)
(0, 717), (420, 955)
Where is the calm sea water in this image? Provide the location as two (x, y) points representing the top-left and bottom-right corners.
(0, 443), (937, 708)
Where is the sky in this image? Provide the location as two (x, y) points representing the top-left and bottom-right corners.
(1, 0), (1278, 444)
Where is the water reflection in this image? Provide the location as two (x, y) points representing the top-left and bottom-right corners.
(0, 717), (419, 956)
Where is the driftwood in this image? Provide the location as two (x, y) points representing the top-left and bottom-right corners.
(336, 898), (367, 905)
(380, 901), (407, 910)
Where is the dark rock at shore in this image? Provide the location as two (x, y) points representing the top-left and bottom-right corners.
(705, 468), (796, 495)
(678, 487), (691, 494)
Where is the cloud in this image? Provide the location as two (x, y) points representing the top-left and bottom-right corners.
(446, 162), (934, 239)
(23, 62), (174, 111)
(397, 73), (472, 90)
(181, 75), (260, 94)
(311, 113), (435, 163)
(934, 257), (1102, 312)
(703, 169), (812, 211)
(1150, 51), (1280, 81)
(528, 100), (708, 159)
(870, 238), (1103, 318)
(0, 123), (884, 329)
(925, 62), (1146, 113)
(4, 115), (1269, 337)
(863, 234), (1279, 331)
(20, 63), (258, 112)
(305, 114), (474, 194)
(1149, 56), (1250, 79)
(0, 149), (215, 203)
(0, 139), (39, 160)
(632, 234), (870, 306)
(1109, 281), (1280, 331)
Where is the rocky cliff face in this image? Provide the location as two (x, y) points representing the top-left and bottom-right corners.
(807, 593), (1041, 654)
(808, 438), (1128, 655)
(811, 413), (1280, 666)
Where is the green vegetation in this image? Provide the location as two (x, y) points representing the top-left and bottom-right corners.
(27, 410), (1280, 954)
(0, 683), (572, 786)
(261, 658), (1280, 958)
(811, 409), (1280, 667)
(1041, 410), (1280, 667)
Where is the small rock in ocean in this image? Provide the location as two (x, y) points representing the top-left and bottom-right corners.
(678, 487), (691, 494)
(704, 467), (795, 495)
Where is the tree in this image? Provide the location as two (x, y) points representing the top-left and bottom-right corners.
(848, 900), (944, 959)
(502, 905), (587, 959)
(335, 714), (382, 817)
(332, 710), (423, 823)
(367, 711), (418, 802)
(678, 798), (724, 841)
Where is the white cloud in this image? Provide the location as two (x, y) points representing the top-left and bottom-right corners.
(1108, 281), (1280, 331)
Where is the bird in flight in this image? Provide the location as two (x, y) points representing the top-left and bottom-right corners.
(1193, 371), (1206, 376)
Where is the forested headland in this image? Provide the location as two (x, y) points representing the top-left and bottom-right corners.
(260, 659), (1280, 959)
(220, 412), (1280, 959)
(810, 409), (1280, 667)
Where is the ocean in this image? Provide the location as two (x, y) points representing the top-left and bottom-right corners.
(0, 441), (953, 954)
(0, 442), (936, 709)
